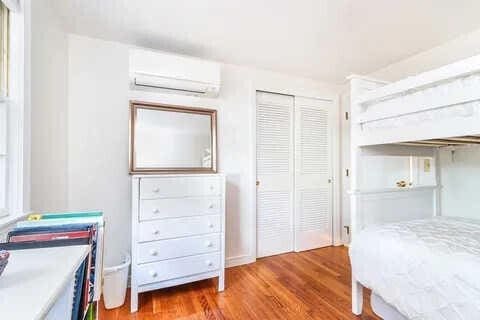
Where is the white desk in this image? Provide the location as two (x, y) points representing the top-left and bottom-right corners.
(0, 245), (90, 320)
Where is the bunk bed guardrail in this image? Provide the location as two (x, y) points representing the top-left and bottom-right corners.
(352, 54), (480, 146)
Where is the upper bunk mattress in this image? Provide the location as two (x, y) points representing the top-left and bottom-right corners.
(349, 216), (480, 320)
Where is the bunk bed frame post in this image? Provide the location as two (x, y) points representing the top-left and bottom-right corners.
(350, 144), (363, 314)
(433, 148), (442, 216)
(347, 75), (389, 315)
(351, 276), (363, 315)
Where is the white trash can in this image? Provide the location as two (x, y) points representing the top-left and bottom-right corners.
(103, 252), (131, 309)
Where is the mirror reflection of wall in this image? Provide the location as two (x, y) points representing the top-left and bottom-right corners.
(130, 102), (217, 174)
(136, 109), (212, 168)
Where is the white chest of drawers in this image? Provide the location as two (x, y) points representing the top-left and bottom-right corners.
(130, 174), (225, 313)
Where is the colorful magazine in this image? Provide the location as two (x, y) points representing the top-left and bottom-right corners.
(8, 230), (91, 242)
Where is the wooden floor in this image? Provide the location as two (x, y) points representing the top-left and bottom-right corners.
(100, 246), (380, 320)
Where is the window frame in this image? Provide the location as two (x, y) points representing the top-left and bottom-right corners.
(0, 1), (9, 217)
(0, 0), (8, 100)
(0, 103), (6, 217)
(0, 0), (29, 222)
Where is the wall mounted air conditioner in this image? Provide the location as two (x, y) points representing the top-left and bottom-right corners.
(129, 48), (221, 97)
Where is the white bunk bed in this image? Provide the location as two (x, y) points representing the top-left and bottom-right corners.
(347, 55), (480, 320)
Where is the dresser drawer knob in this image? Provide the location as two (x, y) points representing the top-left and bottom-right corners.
(205, 260), (213, 267)
(149, 250), (158, 256)
(209, 185), (214, 191)
(153, 187), (160, 193)
(207, 222), (214, 228)
(153, 230), (160, 235)
(208, 203), (214, 209)
(149, 270), (158, 277)
(152, 208), (160, 214)
(205, 241), (213, 247)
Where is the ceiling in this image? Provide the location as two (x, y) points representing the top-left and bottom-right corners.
(50, 0), (480, 83)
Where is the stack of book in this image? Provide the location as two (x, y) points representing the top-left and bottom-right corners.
(0, 211), (104, 320)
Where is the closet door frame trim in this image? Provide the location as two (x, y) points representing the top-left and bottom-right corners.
(250, 86), (341, 262)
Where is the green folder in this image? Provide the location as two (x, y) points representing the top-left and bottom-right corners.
(28, 211), (103, 220)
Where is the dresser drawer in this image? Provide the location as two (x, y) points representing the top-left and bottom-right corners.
(139, 197), (221, 221)
(137, 234), (220, 263)
(138, 215), (221, 242)
(140, 176), (221, 199)
(137, 252), (220, 286)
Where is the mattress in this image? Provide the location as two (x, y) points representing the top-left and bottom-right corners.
(349, 216), (480, 320)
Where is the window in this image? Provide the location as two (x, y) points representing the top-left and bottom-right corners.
(0, 1), (8, 217)
(0, 0), (8, 98)
(0, 102), (5, 217)
(0, 0), (25, 220)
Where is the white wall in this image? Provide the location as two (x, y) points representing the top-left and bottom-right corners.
(30, 0), (68, 211)
(66, 36), (130, 266)
(32, 34), (340, 267)
(439, 146), (480, 219)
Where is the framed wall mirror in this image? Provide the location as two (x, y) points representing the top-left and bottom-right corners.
(129, 101), (217, 174)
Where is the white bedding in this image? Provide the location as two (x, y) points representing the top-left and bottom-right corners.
(349, 217), (480, 320)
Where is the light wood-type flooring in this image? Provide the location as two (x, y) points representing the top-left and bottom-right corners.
(100, 246), (380, 320)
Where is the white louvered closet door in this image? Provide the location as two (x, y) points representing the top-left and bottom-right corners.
(294, 96), (333, 252)
(256, 91), (294, 258)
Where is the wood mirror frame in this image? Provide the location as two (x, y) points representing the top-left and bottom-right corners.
(129, 101), (217, 174)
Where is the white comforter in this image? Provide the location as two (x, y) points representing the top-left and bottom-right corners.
(349, 217), (480, 320)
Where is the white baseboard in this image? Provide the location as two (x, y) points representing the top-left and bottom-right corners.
(333, 240), (344, 246)
(226, 254), (256, 268)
